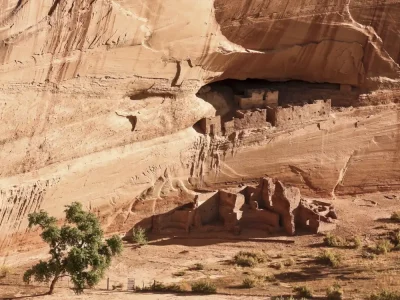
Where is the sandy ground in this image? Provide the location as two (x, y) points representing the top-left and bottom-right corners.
(1, 192), (400, 299)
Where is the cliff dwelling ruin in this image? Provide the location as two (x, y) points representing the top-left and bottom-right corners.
(195, 79), (355, 136)
(137, 176), (337, 238)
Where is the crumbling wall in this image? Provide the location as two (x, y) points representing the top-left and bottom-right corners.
(199, 116), (222, 135)
(235, 89), (279, 109)
(224, 109), (269, 135)
(219, 190), (245, 230)
(194, 191), (220, 225)
(152, 209), (195, 233)
(295, 200), (337, 233)
(269, 100), (331, 127)
(147, 177), (337, 236)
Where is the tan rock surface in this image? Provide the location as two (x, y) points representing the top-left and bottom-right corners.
(0, 0), (400, 250)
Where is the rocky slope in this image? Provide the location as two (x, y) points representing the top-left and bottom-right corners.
(0, 0), (400, 250)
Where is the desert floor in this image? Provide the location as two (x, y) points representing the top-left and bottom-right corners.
(1, 192), (400, 299)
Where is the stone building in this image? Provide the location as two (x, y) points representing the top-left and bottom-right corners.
(235, 89), (279, 110)
(224, 109), (269, 135)
(145, 177), (338, 235)
(267, 99), (331, 127)
(199, 116), (222, 135)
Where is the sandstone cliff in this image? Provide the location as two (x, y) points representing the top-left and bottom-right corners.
(0, 0), (399, 250)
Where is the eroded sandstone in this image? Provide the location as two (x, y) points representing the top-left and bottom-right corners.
(0, 0), (400, 250)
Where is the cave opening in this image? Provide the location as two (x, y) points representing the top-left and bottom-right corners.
(196, 78), (358, 122)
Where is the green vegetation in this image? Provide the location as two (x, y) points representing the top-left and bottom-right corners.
(369, 240), (394, 255)
(131, 227), (148, 245)
(242, 277), (256, 288)
(293, 286), (313, 298)
(316, 250), (342, 267)
(191, 280), (217, 294)
(323, 233), (362, 249)
(369, 290), (400, 300)
(233, 251), (265, 267)
(324, 233), (346, 247)
(390, 211), (400, 222)
(137, 281), (183, 293)
(23, 202), (123, 295)
(327, 283), (344, 300)
(350, 236), (362, 249)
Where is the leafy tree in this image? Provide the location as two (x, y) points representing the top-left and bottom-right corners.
(23, 202), (123, 294)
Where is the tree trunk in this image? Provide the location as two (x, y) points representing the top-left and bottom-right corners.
(48, 275), (60, 295)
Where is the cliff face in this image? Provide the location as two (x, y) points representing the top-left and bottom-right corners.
(0, 0), (399, 249)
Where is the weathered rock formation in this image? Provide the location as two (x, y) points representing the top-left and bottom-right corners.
(148, 177), (337, 236)
(0, 0), (399, 250)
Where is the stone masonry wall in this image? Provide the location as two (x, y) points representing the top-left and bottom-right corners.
(268, 100), (331, 127)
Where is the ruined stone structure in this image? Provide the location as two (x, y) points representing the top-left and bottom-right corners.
(267, 99), (331, 127)
(147, 177), (337, 235)
(235, 89), (279, 109)
(199, 99), (332, 136)
(199, 116), (222, 135)
(224, 109), (270, 135)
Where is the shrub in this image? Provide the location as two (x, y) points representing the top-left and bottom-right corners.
(189, 263), (204, 271)
(316, 250), (342, 267)
(327, 284), (344, 300)
(137, 281), (183, 293)
(265, 274), (277, 282)
(191, 280), (217, 294)
(324, 233), (346, 247)
(390, 211), (400, 222)
(173, 271), (185, 277)
(233, 251), (265, 267)
(131, 227), (148, 245)
(242, 277), (256, 288)
(369, 290), (400, 300)
(370, 240), (394, 255)
(0, 265), (11, 278)
(293, 286), (313, 298)
(390, 230), (400, 247)
(350, 236), (362, 249)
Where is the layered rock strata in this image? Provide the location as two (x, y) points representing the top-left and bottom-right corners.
(0, 0), (400, 250)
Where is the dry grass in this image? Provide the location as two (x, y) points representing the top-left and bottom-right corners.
(191, 280), (217, 294)
(327, 283), (344, 300)
(233, 251), (266, 267)
(242, 277), (257, 288)
(369, 290), (400, 300)
(0, 265), (11, 278)
(293, 285), (313, 298)
(390, 211), (400, 222)
(316, 250), (342, 267)
(369, 240), (394, 255)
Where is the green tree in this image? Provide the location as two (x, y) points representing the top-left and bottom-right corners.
(23, 202), (123, 294)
